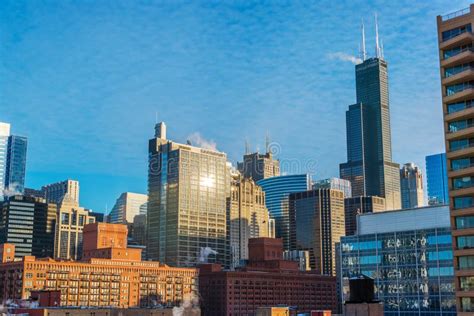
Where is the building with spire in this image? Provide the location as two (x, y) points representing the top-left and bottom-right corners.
(340, 16), (401, 210)
(237, 138), (280, 182)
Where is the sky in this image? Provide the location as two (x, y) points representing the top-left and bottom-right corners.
(1, 0), (470, 212)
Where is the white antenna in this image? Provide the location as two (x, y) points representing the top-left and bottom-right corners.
(361, 19), (367, 61)
(375, 13), (380, 58)
(380, 39), (384, 59)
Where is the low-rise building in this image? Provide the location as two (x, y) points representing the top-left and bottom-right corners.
(0, 223), (197, 309)
(199, 238), (337, 316)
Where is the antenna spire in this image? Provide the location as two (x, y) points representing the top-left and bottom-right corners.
(265, 132), (270, 153)
(361, 18), (367, 61)
(375, 13), (381, 59)
(245, 139), (250, 154)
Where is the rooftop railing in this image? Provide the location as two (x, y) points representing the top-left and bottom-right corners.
(442, 7), (470, 21)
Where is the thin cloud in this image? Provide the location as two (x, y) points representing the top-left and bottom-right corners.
(187, 132), (218, 151)
(327, 52), (362, 65)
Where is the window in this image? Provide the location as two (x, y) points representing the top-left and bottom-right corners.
(457, 216), (474, 229)
(444, 43), (473, 59)
(460, 276), (474, 291)
(446, 81), (474, 96)
(448, 119), (474, 132)
(61, 213), (69, 225)
(459, 255), (474, 269)
(442, 24), (472, 41)
(449, 138), (474, 151)
(461, 297), (474, 312)
(454, 197), (474, 209)
(458, 236), (474, 249)
(447, 99), (474, 113)
(452, 157), (474, 170)
(453, 176), (474, 189)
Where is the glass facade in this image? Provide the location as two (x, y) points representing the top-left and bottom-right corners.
(340, 58), (401, 210)
(340, 227), (455, 315)
(313, 177), (352, 198)
(426, 153), (449, 205)
(257, 174), (311, 250)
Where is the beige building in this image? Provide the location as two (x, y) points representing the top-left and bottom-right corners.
(108, 192), (148, 224)
(437, 5), (474, 314)
(147, 122), (229, 266)
(42, 179), (80, 204)
(54, 197), (95, 260)
(237, 151), (280, 182)
(228, 172), (272, 268)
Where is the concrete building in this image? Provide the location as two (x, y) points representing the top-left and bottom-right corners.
(0, 122), (28, 199)
(437, 5), (474, 314)
(339, 39), (401, 210)
(54, 197), (96, 260)
(237, 150), (280, 182)
(256, 174), (311, 250)
(313, 177), (352, 198)
(344, 196), (386, 236)
(400, 162), (425, 209)
(147, 122), (228, 266)
(199, 238), (337, 316)
(0, 223), (197, 309)
(339, 205), (455, 315)
(41, 179), (80, 204)
(228, 172), (272, 268)
(426, 153), (449, 205)
(283, 249), (311, 271)
(288, 189), (345, 275)
(108, 192), (148, 224)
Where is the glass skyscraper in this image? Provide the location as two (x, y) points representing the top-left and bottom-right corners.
(425, 153), (448, 206)
(0, 122), (27, 200)
(339, 205), (455, 315)
(340, 57), (401, 210)
(147, 122), (229, 266)
(256, 174), (311, 250)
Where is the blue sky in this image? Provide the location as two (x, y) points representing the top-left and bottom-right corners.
(1, 0), (469, 212)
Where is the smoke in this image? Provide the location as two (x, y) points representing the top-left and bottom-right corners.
(172, 293), (200, 316)
(2, 182), (22, 198)
(187, 133), (217, 151)
(327, 52), (362, 65)
(198, 247), (218, 263)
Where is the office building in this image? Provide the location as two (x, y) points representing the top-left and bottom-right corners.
(283, 249), (311, 271)
(41, 179), (79, 204)
(256, 174), (311, 250)
(339, 205), (455, 315)
(344, 196), (386, 236)
(288, 189), (345, 275)
(147, 122), (228, 266)
(0, 122), (27, 200)
(237, 150), (280, 182)
(228, 173), (272, 268)
(199, 238), (337, 316)
(131, 213), (147, 246)
(313, 177), (352, 198)
(339, 25), (401, 210)
(426, 153), (449, 205)
(54, 197), (96, 260)
(108, 192), (148, 224)
(0, 223), (197, 308)
(437, 5), (474, 314)
(400, 162), (425, 208)
(32, 199), (57, 258)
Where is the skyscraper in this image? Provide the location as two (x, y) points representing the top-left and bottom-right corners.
(237, 150), (280, 182)
(147, 122), (229, 266)
(400, 162), (425, 209)
(426, 153), (449, 205)
(228, 172), (271, 269)
(313, 177), (352, 198)
(344, 196), (386, 236)
(339, 22), (401, 210)
(256, 174), (311, 250)
(437, 6), (474, 314)
(289, 188), (345, 275)
(41, 179), (80, 204)
(0, 122), (27, 199)
(108, 192), (148, 224)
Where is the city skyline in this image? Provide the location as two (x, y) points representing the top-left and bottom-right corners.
(2, 1), (467, 211)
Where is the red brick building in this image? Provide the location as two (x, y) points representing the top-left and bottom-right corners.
(199, 238), (337, 316)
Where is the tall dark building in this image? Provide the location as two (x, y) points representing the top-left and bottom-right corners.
(340, 23), (401, 210)
(344, 196), (385, 236)
(32, 200), (57, 258)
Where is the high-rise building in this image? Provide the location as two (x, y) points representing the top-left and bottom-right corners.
(340, 205), (455, 315)
(288, 188), (345, 275)
(313, 177), (352, 198)
(400, 162), (425, 209)
(32, 199), (57, 258)
(147, 122), (229, 266)
(108, 192), (148, 224)
(426, 153), (449, 205)
(344, 196), (386, 236)
(237, 151), (280, 182)
(437, 6), (474, 314)
(54, 197), (95, 260)
(41, 179), (79, 204)
(256, 174), (311, 250)
(0, 122), (27, 200)
(339, 24), (401, 210)
(228, 172), (271, 269)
